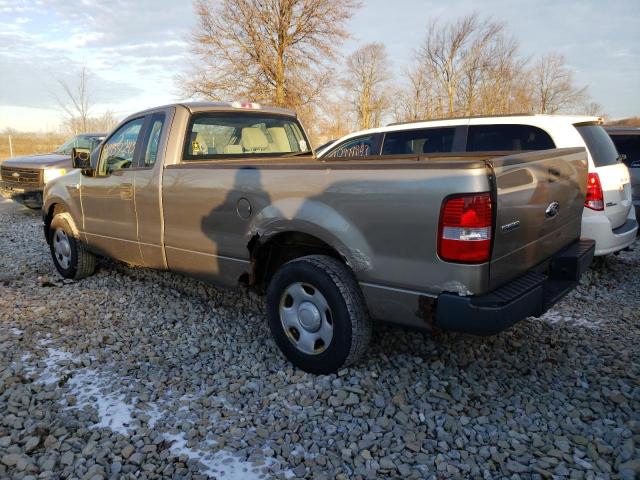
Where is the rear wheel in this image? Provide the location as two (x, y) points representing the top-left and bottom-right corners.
(266, 255), (371, 374)
(49, 213), (95, 280)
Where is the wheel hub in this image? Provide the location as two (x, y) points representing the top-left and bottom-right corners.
(53, 228), (72, 269)
(298, 301), (321, 332)
(279, 282), (334, 355)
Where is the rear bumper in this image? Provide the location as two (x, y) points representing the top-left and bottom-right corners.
(434, 238), (595, 335)
(581, 211), (637, 256)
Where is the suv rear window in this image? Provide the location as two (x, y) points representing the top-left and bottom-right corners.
(576, 124), (620, 167)
(608, 134), (640, 168)
(382, 127), (455, 155)
(467, 124), (555, 152)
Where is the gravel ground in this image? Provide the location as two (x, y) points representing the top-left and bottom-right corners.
(0, 197), (639, 480)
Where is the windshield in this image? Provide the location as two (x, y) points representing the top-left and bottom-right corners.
(576, 124), (620, 168)
(54, 135), (102, 155)
(184, 113), (311, 160)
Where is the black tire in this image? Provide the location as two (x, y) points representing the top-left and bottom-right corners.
(266, 255), (372, 374)
(49, 213), (95, 280)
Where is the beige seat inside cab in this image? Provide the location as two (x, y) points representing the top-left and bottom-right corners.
(223, 145), (243, 154)
(241, 127), (269, 152)
(268, 127), (290, 152)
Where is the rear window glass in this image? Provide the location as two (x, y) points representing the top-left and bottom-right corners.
(382, 127), (456, 155)
(608, 134), (640, 167)
(183, 113), (310, 160)
(467, 125), (555, 152)
(576, 125), (620, 167)
(324, 135), (379, 158)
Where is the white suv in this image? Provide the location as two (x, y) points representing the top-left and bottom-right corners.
(318, 115), (637, 256)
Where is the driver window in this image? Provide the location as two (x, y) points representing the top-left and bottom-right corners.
(99, 118), (144, 173)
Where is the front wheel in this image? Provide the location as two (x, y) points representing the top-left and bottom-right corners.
(49, 213), (96, 280)
(266, 255), (371, 374)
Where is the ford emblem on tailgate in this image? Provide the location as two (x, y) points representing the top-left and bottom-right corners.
(545, 201), (560, 218)
(12, 172), (20, 178)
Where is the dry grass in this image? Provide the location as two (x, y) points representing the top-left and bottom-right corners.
(0, 133), (67, 162)
(607, 117), (640, 127)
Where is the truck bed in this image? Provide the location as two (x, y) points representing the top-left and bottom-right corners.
(161, 147), (588, 299)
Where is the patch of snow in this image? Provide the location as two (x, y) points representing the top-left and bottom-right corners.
(541, 310), (601, 329)
(144, 402), (163, 429)
(66, 368), (136, 435)
(164, 432), (270, 480)
(37, 348), (75, 385)
(10, 328), (24, 335)
(19, 347), (279, 478)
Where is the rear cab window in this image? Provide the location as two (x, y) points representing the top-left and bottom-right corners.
(382, 127), (456, 155)
(183, 113), (310, 160)
(575, 124), (620, 168)
(466, 124), (555, 151)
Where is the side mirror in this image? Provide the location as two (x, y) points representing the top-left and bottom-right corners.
(72, 147), (91, 168)
(72, 147), (96, 176)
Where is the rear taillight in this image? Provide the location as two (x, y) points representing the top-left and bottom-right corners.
(438, 193), (493, 263)
(585, 172), (604, 211)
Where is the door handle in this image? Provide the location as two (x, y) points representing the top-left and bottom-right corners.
(120, 183), (133, 200)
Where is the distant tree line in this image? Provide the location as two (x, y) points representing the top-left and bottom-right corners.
(181, 2), (604, 144)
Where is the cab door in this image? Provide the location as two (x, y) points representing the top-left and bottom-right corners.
(133, 110), (172, 269)
(81, 117), (147, 264)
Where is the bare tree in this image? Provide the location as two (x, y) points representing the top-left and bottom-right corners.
(56, 64), (92, 133)
(531, 53), (587, 114)
(312, 97), (354, 145)
(474, 36), (531, 115)
(343, 43), (392, 129)
(417, 14), (506, 116)
(393, 65), (442, 122)
(401, 14), (532, 120)
(580, 101), (605, 117)
(182, 0), (360, 110)
(61, 110), (118, 134)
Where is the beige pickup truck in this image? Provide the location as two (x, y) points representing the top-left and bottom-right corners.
(43, 102), (594, 373)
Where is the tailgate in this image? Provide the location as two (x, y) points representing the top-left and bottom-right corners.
(595, 163), (632, 228)
(576, 124), (632, 228)
(488, 147), (588, 290)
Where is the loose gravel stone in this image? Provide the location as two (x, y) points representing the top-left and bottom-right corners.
(0, 195), (639, 479)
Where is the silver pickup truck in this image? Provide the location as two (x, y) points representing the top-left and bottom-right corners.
(1, 133), (105, 208)
(43, 102), (594, 373)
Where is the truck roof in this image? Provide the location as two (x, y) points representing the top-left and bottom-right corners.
(120, 101), (298, 124)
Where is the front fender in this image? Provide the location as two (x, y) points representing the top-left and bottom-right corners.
(247, 197), (373, 274)
(42, 170), (83, 236)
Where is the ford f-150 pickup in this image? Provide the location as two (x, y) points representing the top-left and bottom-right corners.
(1, 133), (105, 208)
(42, 102), (595, 373)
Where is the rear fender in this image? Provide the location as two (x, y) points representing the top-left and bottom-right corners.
(247, 197), (373, 274)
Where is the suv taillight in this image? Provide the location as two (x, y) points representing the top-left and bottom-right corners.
(585, 172), (604, 211)
(438, 193), (493, 263)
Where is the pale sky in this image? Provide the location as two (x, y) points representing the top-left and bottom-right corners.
(0, 0), (638, 132)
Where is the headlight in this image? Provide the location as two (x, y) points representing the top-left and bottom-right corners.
(43, 168), (67, 183)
